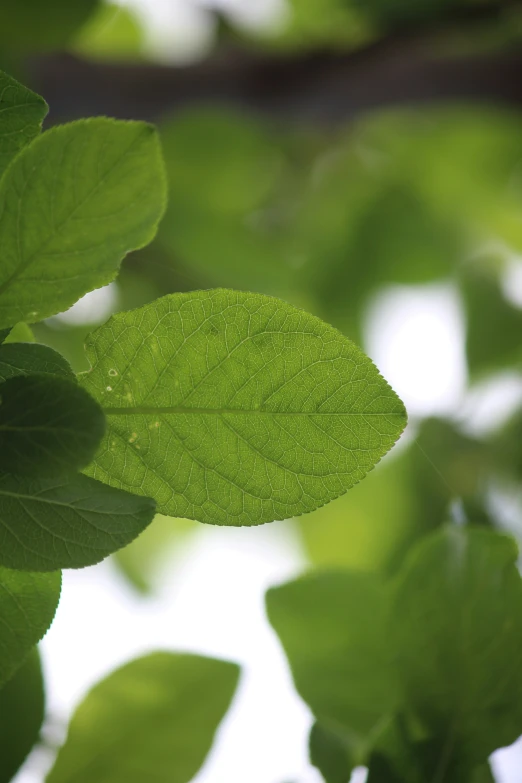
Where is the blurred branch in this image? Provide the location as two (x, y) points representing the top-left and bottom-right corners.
(31, 1), (522, 125)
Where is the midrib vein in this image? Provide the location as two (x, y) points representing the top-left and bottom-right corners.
(104, 405), (403, 417)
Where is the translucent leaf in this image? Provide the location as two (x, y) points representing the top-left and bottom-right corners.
(0, 374), (105, 477)
(0, 119), (166, 328)
(80, 289), (406, 526)
(46, 652), (240, 783)
(0, 473), (156, 571)
(0, 71), (47, 177)
(4, 322), (35, 343)
(0, 567), (60, 687)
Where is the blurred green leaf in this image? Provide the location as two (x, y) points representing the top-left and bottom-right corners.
(264, 0), (373, 49)
(460, 260), (522, 379)
(4, 322), (35, 343)
(0, 374), (105, 477)
(391, 526), (522, 770)
(0, 567), (60, 688)
(0, 119), (166, 328)
(81, 289), (406, 526)
(72, 3), (143, 62)
(46, 652), (240, 783)
(0, 648), (45, 783)
(299, 418), (491, 574)
(0, 473), (155, 571)
(366, 716), (496, 783)
(0, 0), (98, 51)
(489, 404), (522, 480)
(114, 514), (198, 594)
(309, 721), (354, 783)
(266, 570), (397, 760)
(0, 71), (47, 177)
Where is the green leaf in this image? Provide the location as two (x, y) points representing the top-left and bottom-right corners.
(309, 721), (354, 783)
(4, 321), (35, 343)
(0, 0), (98, 51)
(0, 648), (45, 783)
(0, 374), (105, 477)
(460, 260), (522, 378)
(0, 118), (167, 329)
(299, 416), (491, 576)
(0, 341), (74, 382)
(46, 651), (240, 783)
(80, 289), (406, 526)
(391, 526), (522, 770)
(0, 71), (47, 177)
(0, 473), (156, 571)
(266, 571), (397, 755)
(0, 566), (61, 688)
(72, 4), (144, 62)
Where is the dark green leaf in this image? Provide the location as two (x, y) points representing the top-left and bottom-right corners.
(391, 526), (522, 770)
(460, 261), (522, 378)
(0, 119), (166, 328)
(266, 571), (397, 757)
(0, 374), (105, 477)
(0, 71), (47, 177)
(0, 648), (45, 783)
(0, 341), (74, 382)
(0, 566), (60, 687)
(309, 721), (354, 783)
(80, 289), (406, 526)
(0, 0), (98, 51)
(0, 473), (156, 571)
(46, 652), (240, 783)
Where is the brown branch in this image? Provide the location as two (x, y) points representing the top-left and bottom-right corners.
(29, 1), (522, 126)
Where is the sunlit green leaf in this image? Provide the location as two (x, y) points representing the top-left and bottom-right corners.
(0, 473), (155, 571)
(0, 649), (45, 783)
(0, 119), (166, 328)
(80, 289), (406, 526)
(0, 374), (105, 477)
(266, 571), (397, 757)
(0, 71), (47, 177)
(46, 652), (240, 783)
(0, 567), (60, 688)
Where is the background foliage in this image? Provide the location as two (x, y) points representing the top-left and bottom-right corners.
(1, 1), (522, 782)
